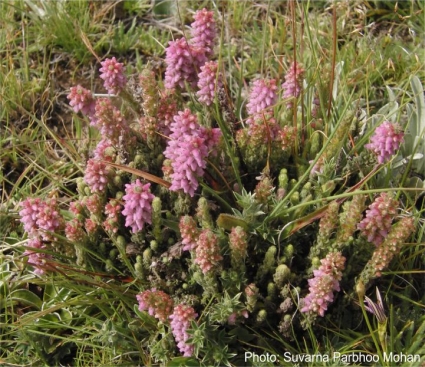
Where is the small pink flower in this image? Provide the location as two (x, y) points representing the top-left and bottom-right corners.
(84, 158), (112, 193)
(99, 57), (127, 94)
(365, 121), (404, 164)
(179, 215), (200, 251)
(67, 85), (95, 116)
(197, 61), (222, 106)
(19, 198), (62, 240)
(91, 98), (128, 145)
(24, 237), (50, 275)
(301, 252), (345, 317)
(194, 229), (223, 274)
(164, 38), (207, 90)
(164, 109), (221, 196)
(169, 304), (198, 357)
(190, 8), (217, 58)
(121, 179), (154, 233)
(103, 199), (122, 234)
(229, 226), (248, 263)
(65, 218), (86, 242)
(282, 62), (304, 108)
(246, 78), (278, 116)
(136, 289), (174, 323)
(357, 193), (398, 246)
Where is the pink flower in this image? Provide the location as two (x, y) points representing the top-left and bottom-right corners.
(121, 179), (154, 233)
(169, 304), (198, 357)
(197, 61), (222, 106)
(103, 199), (121, 234)
(229, 226), (248, 263)
(190, 8), (217, 58)
(301, 252), (345, 317)
(99, 57), (127, 94)
(93, 139), (114, 160)
(365, 121), (404, 164)
(67, 85), (95, 116)
(179, 215), (200, 251)
(24, 237), (50, 275)
(19, 198), (62, 240)
(164, 38), (207, 90)
(357, 193), (398, 246)
(19, 198), (44, 234)
(84, 158), (112, 193)
(281, 62), (304, 108)
(246, 78), (278, 116)
(164, 109), (221, 196)
(65, 218), (86, 242)
(91, 98), (128, 145)
(194, 229), (222, 274)
(136, 289), (174, 323)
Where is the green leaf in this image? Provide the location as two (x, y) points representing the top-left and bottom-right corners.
(8, 289), (42, 309)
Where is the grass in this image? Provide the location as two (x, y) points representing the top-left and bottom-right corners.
(1, 0), (425, 366)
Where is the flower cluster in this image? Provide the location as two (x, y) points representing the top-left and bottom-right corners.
(357, 193), (399, 246)
(136, 289), (174, 323)
(246, 78), (278, 116)
(179, 215), (200, 251)
(164, 9), (216, 90)
(365, 121), (404, 164)
(67, 85), (95, 117)
(103, 199), (122, 234)
(164, 37), (207, 90)
(169, 304), (198, 357)
(19, 197), (63, 274)
(229, 226), (248, 265)
(194, 229), (223, 274)
(91, 98), (129, 145)
(84, 158), (113, 194)
(121, 180), (155, 233)
(19, 198), (62, 240)
(282, 61), (304, 108)
(197, 61), (222, 106)
(363, 216), (415, 279)
(190, 8), (217, 58)
(164, 109), (221, 196)
(301, 252), (345, 317)
(99, 57), (127, 94)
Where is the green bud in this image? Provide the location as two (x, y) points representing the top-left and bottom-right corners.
(109, 249), (118, 260)
(290, 191), (300, 205)
(310, 131), (321, 158)
(312, 257), (320, 268)
(196, 197), (213, 229)
(285, 244), (294, 258)
(300, 182), (312, 199)
(116, 236), (126, 251)
(134, 262), (144, 277)
(84, 187), (91, 196)
(113, 175), (122, 187)
(267, 282), (277, 298)
(105, 259), (114, 272)
(115, 191), (124, 200)
(76, 178), (87, 194)
(152, 197), (162, 242)
(143, 248), (152, 268)
(273, 264), (291, 287)
(167, 237), (175, 246)
(278, 169), (288, 190)
(150, 240), (158, 251)
(284, 314), (291, 322)
(256, 309), (267, 323)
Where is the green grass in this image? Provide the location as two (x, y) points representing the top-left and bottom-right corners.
(1, 0), (424, 366)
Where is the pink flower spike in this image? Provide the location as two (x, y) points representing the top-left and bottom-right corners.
(301, 252), (345, 317)
(365, 121), (404, 164)
(170, 304), (198, 357)
(197, 61), (222, 106)
(246, 78), (278, 116)
(99, 57), (127, 94)
(281, 62), (304, 108)
(67, 85), (95, 116)
(190, 8), (217, 58)
(121, 179), (154, 233)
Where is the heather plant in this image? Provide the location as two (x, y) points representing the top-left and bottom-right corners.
(1, 1), (425, 366)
